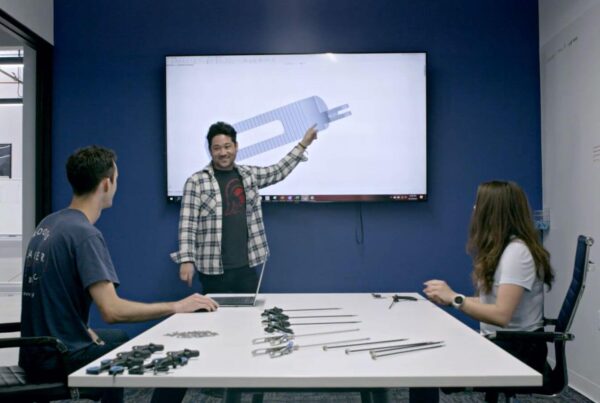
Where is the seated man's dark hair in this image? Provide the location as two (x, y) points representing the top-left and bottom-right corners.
(66, 145), (117, 195)
(207, 121), (237, 148)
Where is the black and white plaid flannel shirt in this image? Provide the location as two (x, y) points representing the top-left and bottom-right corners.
(170, 144), (307, 274)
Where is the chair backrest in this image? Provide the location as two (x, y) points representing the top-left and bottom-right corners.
(555, 235), (593, 334)
(546, 235), (593, 395)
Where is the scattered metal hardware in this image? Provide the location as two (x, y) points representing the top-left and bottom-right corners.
(323, 338), (409, 351)
(253, 328), (361, 345)
(370, 341), (445, 359)
(252, 337), (370, 358)
(164, 330), (219, 338)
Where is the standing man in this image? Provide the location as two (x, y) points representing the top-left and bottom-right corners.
(20, 145), (217, 402)
(172, 121), (318, 292)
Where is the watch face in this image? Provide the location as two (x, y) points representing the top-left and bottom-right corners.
(453, 295), (465, 308)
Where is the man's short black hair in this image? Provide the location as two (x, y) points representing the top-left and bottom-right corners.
(66, 145), (117, 196)
(207, 121), (237, 148)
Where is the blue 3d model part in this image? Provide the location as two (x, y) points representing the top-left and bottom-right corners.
(207, 96), (351, 161)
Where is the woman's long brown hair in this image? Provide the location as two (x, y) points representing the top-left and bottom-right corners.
(467, 181), (554, 294)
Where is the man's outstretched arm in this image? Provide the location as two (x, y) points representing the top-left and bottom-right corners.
(253, 125), (319, 188)
(89, 280), (218, 323)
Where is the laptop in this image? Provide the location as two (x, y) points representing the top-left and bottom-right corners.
(208, 259), (267, 306)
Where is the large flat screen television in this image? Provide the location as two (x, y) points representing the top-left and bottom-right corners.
(166, 52), (426, 202)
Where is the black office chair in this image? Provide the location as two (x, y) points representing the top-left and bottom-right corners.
(0, 321), (90, 403)
(485, 235), (594, 402)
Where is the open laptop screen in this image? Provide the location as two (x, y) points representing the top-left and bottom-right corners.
(208, 259), (267, 306)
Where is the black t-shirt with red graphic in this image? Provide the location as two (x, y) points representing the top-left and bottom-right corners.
(214, 168), (249, 269)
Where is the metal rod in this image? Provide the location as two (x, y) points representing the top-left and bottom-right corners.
(283, 308), (342, 312)
(290, 321), (361, 326)
(367, 342), (443, 353)
(371, 343), (445, 359)
(252, 328), (360, 345)
(252, 337), (369, 357)
(288, 315), (358, 319)
(301, 337), (371, 349)
(346, 341), (444, 354)
(323, 338), (408, 351)
(261, 314), (357, 324)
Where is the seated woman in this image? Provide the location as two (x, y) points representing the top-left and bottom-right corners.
(423, 180), (554, 374)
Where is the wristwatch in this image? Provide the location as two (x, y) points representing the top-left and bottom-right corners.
(452, 294), (465, 309)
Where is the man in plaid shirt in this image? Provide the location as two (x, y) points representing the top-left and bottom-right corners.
(171, 121), (318, 293)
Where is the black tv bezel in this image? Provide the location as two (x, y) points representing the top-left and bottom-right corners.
(164, 51), (428, 203)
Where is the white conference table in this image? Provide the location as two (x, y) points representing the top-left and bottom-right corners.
(69, 293), (541, 400)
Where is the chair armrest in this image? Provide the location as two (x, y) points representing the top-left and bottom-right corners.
(487, 330), (574, 342)
(0, 322), (21, 333)
(0, 336), (69, 354)
(543, 318), (558, 326)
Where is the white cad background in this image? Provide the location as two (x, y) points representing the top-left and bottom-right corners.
(166, 53), (426, 197)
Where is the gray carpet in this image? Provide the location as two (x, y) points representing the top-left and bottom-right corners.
(55, 386), (593, 402)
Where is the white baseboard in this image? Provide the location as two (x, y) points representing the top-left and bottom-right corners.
(569, 368), (600, 402)
(549, 356), (600, 401)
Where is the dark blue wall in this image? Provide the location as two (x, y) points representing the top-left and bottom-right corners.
(52, 0), (541, 334)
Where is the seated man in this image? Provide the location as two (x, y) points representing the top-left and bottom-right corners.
(19, 145), (218, 403)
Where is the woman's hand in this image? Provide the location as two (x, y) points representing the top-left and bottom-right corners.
(423, 279), (457, 306)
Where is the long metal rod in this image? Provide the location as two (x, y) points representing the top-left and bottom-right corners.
(323, 338), (408, 351)
(288, 315), (357, 319)
(289, 321), (361, 326)
(367, 341), (444, 353)
(301, 337), (371, 349)
(252, 328), (360, 345)
(261, 315), (357, 324)
(252, 337), (370, 357)
(346, 341), (443, 354)
(371, 343), (445, 359)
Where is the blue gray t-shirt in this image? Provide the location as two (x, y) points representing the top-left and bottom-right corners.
(19, 209), (119, 372)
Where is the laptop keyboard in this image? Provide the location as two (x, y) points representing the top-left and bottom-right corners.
(213, 296), (255, 305)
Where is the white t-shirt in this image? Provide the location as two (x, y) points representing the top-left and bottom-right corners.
(479, 238), (545, 335)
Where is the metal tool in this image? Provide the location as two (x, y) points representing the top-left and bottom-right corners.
(322, 338), (409, 351)
(86, 344), (161, 375)
(346, 341), (445, 355)
(261, 314), (357, 324)
(371, 342), (445, 359)
(262, 307), (342, 317)
(252, 337), (370, 358)
(264, 323), (294, 334)
(263, 320), (361, 333)
(130, 349), (199, 375)
(253, 328), (361, 345)
(388, 294), (418, 309)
